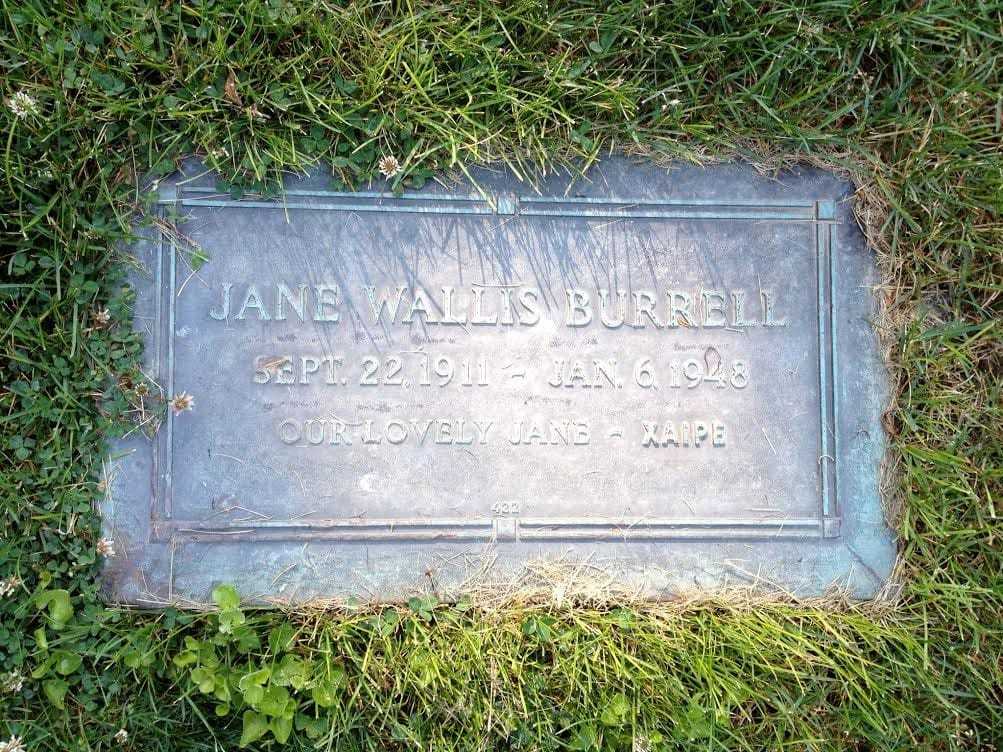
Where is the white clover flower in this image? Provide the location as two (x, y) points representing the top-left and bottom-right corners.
(0, 736), (26, 752)
(0, 576), (20, 598)
(97, 537), (116, 558)
(378, 155), (401, 178)
(114, 729), (128, 744)
(7, 91), (38, 119)
(2, 671), (25, 694)
(91, 308), (111, 327)
(170, 391), (194, 415)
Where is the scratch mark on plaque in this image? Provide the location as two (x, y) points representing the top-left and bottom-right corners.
(501, 361), (527, 379)
(592, 217), (628, 232)
(176, 265), (209, 297)
(844, 543), (883, 585)
(271, 562), (298, 586)
(231, 505), (269, 519)
(234, 512), (272, 523)
(203, 503), (236, 521)
(300, 544), (320, 580)
(355, 578), (378, 602)
(761, 427), (778, 455)
(488, 213), (520, 236)
(724, 562), (789, 594)
(325, 413), (363, 427)
(260, 461), (309, 500)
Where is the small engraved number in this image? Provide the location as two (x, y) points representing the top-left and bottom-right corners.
(703, 349), (726, 388)
(633, 357), (656, 388)
(731, 360), (749, 389)
(434, 356), (454, 386)
(360, 356), (404, 386)
(491, 501), (521, 515)
(360, 356), (379, 386)
(661, 357), (750, 389)
(458, 356), (490, 386)
(682, 358), (702, 388)
(384, 356), (403, 385)
(667, 361), (680, 388)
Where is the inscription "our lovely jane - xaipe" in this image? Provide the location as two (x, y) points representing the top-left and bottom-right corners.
(274, 416), (727, 450)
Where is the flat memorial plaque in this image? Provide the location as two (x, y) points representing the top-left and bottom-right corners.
(102, 159), (895, 604)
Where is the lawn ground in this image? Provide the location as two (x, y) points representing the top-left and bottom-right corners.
(1, 1), (1001, 750)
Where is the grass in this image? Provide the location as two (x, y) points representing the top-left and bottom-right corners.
(1, 0), (1001, 749)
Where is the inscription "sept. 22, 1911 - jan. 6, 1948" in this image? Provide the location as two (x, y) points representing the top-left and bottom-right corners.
(101, 159), (895, 605)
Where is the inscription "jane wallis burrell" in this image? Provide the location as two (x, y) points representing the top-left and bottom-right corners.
(208, 283), (788, 329)
(101, 160), (895, 604)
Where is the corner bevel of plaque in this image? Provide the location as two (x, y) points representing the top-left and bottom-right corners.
(100, 159), (896, 605)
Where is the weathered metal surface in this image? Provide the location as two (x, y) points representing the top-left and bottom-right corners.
(101, 158), (895, 605)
